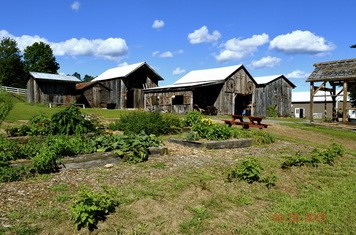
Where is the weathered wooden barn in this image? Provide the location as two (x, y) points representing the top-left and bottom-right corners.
(144, 64), (254, 114)
(307, 58), (356, 122)
(144, 65), (295, 116)
(254, 75), (296, 117)
(91, 62), (163, 109)
(27, 72), (81, 105)
(75, 82), (111, 108)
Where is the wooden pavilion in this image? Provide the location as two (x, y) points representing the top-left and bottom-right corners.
(306, 58), (356, 122)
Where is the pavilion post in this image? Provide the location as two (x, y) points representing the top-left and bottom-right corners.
(310, 82), (314, 122)
(342, 81), (348, 122)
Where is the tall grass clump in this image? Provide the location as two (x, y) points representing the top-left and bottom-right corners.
(109, 111), (182, 135)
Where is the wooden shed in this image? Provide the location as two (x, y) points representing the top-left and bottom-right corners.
(307, 58), (356, 122)
(75, 82), (111, 108)
(254, 75), (296, 117)
(144, 64), (258, 115)
(27, 72), (81, 105)
(91, 62), (163, 109)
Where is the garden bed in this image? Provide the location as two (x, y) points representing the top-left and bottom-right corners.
(168, 138), (253, 149)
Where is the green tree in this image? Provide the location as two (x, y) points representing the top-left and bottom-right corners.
(23, 42), (59, 74)
(72, 72), (81, 80)
(0, 38), (26, 87)
(83, 74), (94, 82)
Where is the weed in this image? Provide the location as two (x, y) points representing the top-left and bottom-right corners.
(228, 158), (263, 183)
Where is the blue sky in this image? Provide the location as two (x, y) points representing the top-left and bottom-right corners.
(1, 0), (356, 91)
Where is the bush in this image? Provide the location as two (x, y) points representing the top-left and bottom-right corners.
(184, 110), (202, 127)
(31, 148), (61, 174)
(71, 190), (118, 231)
(228, 158), (263, 183)
(109, 111), (182, 135)
(0, 90), (14, 126)
(51, 106), (97, 135)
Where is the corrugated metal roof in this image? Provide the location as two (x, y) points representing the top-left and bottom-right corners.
(145, 81), (222, 91)
(30, 72), (81, 83)
(173, 64), (242, 85)
(292, 90), (348, 102)
(92, 62), (163, 82)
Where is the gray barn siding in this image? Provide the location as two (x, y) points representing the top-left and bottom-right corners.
(255, 78), (293, 117)
(27, 78), (77, 105)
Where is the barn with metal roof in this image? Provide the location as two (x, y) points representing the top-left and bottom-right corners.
(27, 72), (81, 105)
(92, 62), (163, 109)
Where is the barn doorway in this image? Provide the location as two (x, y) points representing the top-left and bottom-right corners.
(126, 89), (134, 108)
(234, 94), (252, 115)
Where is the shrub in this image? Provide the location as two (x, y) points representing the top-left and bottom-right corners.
(0, 90), (14, 126)
(204, 124), (232, 140)
(0, 160), (30, 182)
(228, 158), (263, 183)
(267, 105), (277, 117)
(261, 173), (277, 189)
(31, 148), (61, 174)
(71, 190), (118, 231)
(109, 111), (181, 135)
(184, 110), (202, 127)
(51, 106), (96, 135)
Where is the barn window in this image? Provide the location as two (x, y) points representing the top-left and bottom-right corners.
(172, 95), (184, 105)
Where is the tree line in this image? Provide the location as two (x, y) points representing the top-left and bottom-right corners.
(0, 37), (94, 88)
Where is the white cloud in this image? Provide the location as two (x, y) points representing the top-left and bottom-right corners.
(269, 30), (335, 55)
(215, 33), (269, 62)
(0, 30), (128, 60)
(188, 26), (221, 44)
(152, 20), (165, 29)
(172, 67), (186, 75)
(71, 1), (81, 12)
(152, 50), (173, 58)
(250, 56), (281, 69)
(286, 70), (311, 79)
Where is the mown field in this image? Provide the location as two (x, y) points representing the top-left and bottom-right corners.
(0, 100), (355, 234)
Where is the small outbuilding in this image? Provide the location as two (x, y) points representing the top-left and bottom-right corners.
(75, 82), (112, 108)
(27, 72), (81, 105)
(91, 62), (163, 109)
(254, 75), (296, 117)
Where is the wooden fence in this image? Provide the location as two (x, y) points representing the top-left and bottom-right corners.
(0, 86), (27, 95)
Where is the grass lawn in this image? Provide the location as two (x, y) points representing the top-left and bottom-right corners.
(1, 97), (355, 234)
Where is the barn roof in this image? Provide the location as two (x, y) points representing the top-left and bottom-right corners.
(306, 58), (356, 82)
(30, 72), (81, 83)
(173, 64), (243, 85)
(92, 62), (163, 82)
(254, 74), (296, 88)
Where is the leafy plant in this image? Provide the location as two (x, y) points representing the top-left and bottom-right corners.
(228, 158), (263, 183)
(0, 90), (14, 126)
(31, 148), (61, 174)
(51, 106), (96, 135)
(70, 189), (118, 231)
(261, 173), (277, 189)
(184, 110), (202, 127)
(267, 105), (277, 117)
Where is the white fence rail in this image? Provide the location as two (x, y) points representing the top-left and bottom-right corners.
(0, 86), (27, 95)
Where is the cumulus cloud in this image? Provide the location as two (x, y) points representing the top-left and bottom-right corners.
(71, 1), (81, 11)
(250, 56), (281, 69)
(152, 20), (165, 29)
(188, 26), (221, 44)
(172, 67), (186, 75)
(286, 69), (311, 79)
(152, 50), (174, 58)
(0, 30), (128, 60)
(269, 30), (335, 55)
(215, 33), (269, 62)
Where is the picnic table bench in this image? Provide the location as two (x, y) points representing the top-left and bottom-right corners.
(223, 115), (270, 129)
